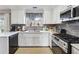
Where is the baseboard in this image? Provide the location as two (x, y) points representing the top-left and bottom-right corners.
(18, 46), (50, 48)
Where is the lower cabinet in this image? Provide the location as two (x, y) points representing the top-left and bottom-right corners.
(18, 32), (49, 46)
(72, 47), (79, 54)
(0, 37), (8, 54)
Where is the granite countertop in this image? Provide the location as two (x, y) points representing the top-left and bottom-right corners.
(0, 32), (18, 37)
(71, 44), (79, 50)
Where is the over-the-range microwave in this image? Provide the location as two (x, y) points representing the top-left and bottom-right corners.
(60, 9), (72, 21)
(60, 6), (79, 22)
(73, 6), (79, 18)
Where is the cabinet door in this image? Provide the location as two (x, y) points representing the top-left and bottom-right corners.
(24, 34), (33, 46)
(0, 37), (8, 54)
(52, 6), (62, 24)
(31, 34), (40, 46)
(72, 47), (79, 54)
(18, 33), (24, 46)
(11, 10), (18, 24)
(43, 9), (52, 24)
(17, 10), (25, 24)
(11, 9), (25, 24)
(40, 33), (49, 46)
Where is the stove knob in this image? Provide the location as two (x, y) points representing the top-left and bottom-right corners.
(64, 43), (65, 46)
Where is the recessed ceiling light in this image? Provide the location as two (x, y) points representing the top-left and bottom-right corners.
(33, 7), (37, 9)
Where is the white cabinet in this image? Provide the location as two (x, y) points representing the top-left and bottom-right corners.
(43, 9), (52, 24)
(72, 46), (79, 54)
(11, 9), (25, 24)
(18, 32), (49, 46)
(11, 10), (18, 24)
(51, 6), (62, 24)
(0, 37), (8, 54)
(40, 32), (49, 46)
(4, 13), (10, 32)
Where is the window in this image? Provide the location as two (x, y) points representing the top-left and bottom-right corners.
(0, 15), (4, 32)
(26, 13), (43, 26)
(26, 13), (43, 20)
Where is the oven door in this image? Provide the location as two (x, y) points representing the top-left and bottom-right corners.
(59, 39), (68, 53)
(52, 35), (68, 53)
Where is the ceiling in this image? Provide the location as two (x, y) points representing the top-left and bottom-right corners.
(0, 5), (62, 13)
(0, 5), (60, 10)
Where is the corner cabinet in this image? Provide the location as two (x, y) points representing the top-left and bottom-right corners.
(11, 9), (26, 24)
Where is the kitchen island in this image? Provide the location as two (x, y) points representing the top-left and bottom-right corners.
(0, 32), (18, 54)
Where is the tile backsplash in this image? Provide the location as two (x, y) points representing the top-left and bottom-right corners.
(56, 21), (79, 37)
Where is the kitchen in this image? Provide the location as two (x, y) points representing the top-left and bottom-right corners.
(0, 5), (79, 54)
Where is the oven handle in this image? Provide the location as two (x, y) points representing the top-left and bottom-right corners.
(54, 37), (59, 41)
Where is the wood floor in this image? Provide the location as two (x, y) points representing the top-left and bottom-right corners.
(15, 47), (53, 54)
(15, 47), (64, 54)
(51, 47), (65, 54)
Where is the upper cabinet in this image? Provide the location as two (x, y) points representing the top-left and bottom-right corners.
(43, 9), (52, 24)
(11, 9), (26, 24)
(51, 6), (63, 24)
(43, 6), (64, 24)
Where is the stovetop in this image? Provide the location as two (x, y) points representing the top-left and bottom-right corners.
(53, 34), (79, 43)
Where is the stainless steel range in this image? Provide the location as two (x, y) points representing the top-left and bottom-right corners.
(52, 29), (79, 54)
